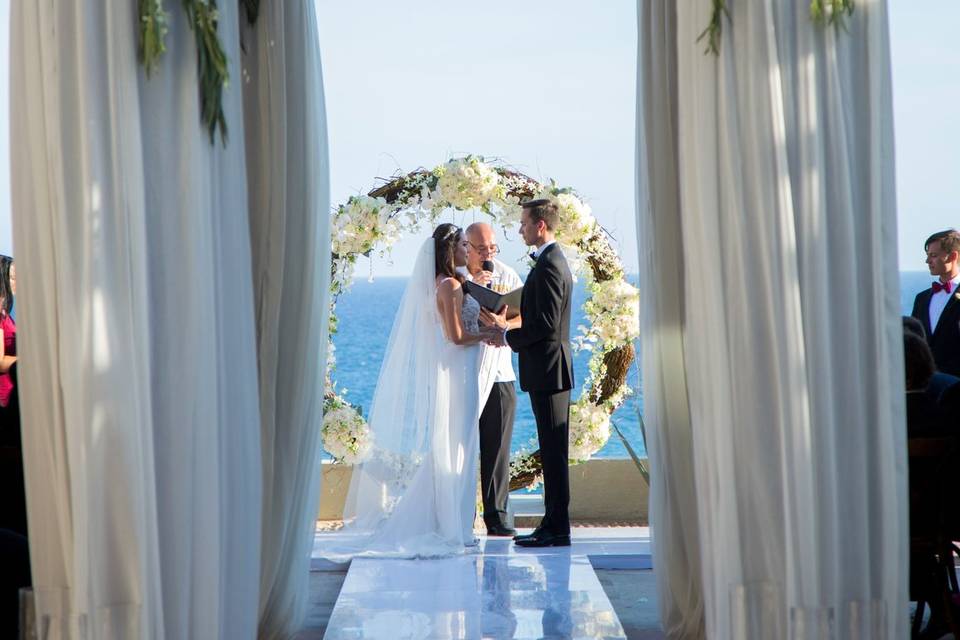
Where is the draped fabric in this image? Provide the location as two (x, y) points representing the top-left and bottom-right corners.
(637, 1), (908, 638)
(10, 5), (168, 635)
(138, 6), (263, 638)
(240, 3), (331, 638)
(9, 1), (329, 637)
(635, 3), (706, 638)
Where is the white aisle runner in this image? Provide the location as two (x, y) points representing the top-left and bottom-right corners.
(318, 529), (654, 639)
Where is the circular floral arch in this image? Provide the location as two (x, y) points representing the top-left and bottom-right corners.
(322, 156), (639, 490)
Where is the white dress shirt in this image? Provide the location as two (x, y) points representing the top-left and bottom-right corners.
(929, 273), (960, 332)
(532, 240), (557, 260)
(500, 242), (555, 351)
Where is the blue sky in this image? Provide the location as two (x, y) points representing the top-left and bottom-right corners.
(888, 1), (960, 270)
(0, 1), (955, 272)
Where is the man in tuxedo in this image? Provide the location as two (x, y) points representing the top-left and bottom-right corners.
(482, 199), (574, 547)
(464, 222), (522, 537)
(911, 229), (960, 376)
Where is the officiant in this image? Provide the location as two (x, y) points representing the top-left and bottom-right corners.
(463, 222), (523, 536)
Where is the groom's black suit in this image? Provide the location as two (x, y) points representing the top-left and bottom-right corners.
(506, 243), (574, 535)
(912, 287), (960, 377)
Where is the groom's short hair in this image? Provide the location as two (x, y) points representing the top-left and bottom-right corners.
(925, 229), (960, 256)
(521, 198), (559, 231)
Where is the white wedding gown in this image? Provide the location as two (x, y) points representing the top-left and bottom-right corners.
(316, 238), (498, 561)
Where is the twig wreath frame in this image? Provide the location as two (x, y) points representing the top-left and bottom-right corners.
(322, 156), (640, 490)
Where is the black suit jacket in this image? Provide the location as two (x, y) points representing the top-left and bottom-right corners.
(912, 288), (960, 377)
(506, 243), (574, 393)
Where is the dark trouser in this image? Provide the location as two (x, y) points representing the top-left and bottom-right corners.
(479, 381), (516, 528)
(0, 446), (27, 537)
(529, 389), (571, 535)
(0, 388), (27, 538)
(0, 528), (30, 638)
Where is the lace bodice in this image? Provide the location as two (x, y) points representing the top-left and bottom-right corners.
(462, 293), (481, 333)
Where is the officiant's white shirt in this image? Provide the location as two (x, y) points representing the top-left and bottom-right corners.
(460, 259), (521, 383)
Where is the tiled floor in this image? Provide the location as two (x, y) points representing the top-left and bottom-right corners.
(299, 527), (661, 639)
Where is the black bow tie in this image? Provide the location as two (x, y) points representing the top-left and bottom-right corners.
(529, 252), (538, 261)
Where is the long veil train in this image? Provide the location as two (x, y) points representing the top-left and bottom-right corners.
(316, 237), (498, 560)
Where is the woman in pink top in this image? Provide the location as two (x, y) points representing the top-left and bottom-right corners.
(0, 256), (16, 408)
(0, 255), (24, 541)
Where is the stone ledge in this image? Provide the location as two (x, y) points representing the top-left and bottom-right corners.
(317, 458), (649, 524)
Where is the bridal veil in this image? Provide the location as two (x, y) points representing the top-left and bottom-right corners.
(318, 237), (498, 560)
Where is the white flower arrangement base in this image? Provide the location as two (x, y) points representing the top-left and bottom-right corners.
(321, 156), (640, 490)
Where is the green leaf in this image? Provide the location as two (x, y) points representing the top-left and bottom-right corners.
(696, 0), (728, 56)
(611, 419), (649, 487)
(810, 0), (854, 29)
(182, 0), (230, 144)
(138, 0), (169, 76)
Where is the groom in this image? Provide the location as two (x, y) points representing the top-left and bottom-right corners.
(482, 199), (574, 547)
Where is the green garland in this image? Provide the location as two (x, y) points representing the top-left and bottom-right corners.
(138, 0), (252, 145)
(700, 0), (855, 56)
(182, 0), (230, 144)
(696, 0), (729, 56)
(810, 0), (855, 29)
(139, 0), (169, 76)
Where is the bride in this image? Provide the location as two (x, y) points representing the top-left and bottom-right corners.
(317, 223), (502, 560)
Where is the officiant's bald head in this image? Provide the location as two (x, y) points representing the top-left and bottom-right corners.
(466, 222), (494, 244)
(465, 222), (498, 272)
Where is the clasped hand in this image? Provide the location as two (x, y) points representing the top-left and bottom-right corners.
(479, 306), (509, 347)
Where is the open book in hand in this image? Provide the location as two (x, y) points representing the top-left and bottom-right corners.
(464, 280), (522, 319)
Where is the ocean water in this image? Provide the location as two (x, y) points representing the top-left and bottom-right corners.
(330, 270), (934, 460)
(331, 275), (644, 459)
(900, 271), (932, 315)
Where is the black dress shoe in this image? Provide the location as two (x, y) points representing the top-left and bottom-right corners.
(514, 530), (571, 547)
(486, 524), (517, 537)
(512, 528), (541, 541)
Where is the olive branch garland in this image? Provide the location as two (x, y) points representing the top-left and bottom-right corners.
(139, 0), (170, 76)
(138, 0), (261, 145)
(699, 0), (855, 56)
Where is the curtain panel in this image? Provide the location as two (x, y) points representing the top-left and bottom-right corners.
(637, 1), (907, 637)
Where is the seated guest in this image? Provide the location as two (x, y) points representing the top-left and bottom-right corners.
(903, 315), (926, 338)
(903, 315), (960, 419)
(904, 331), (949, 437)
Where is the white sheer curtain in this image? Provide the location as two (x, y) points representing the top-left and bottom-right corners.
(637, 1), (908, 638)
(10, 2), (265, 638)
(636, 3), (706, 638)
(240, 2), (330, 638)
